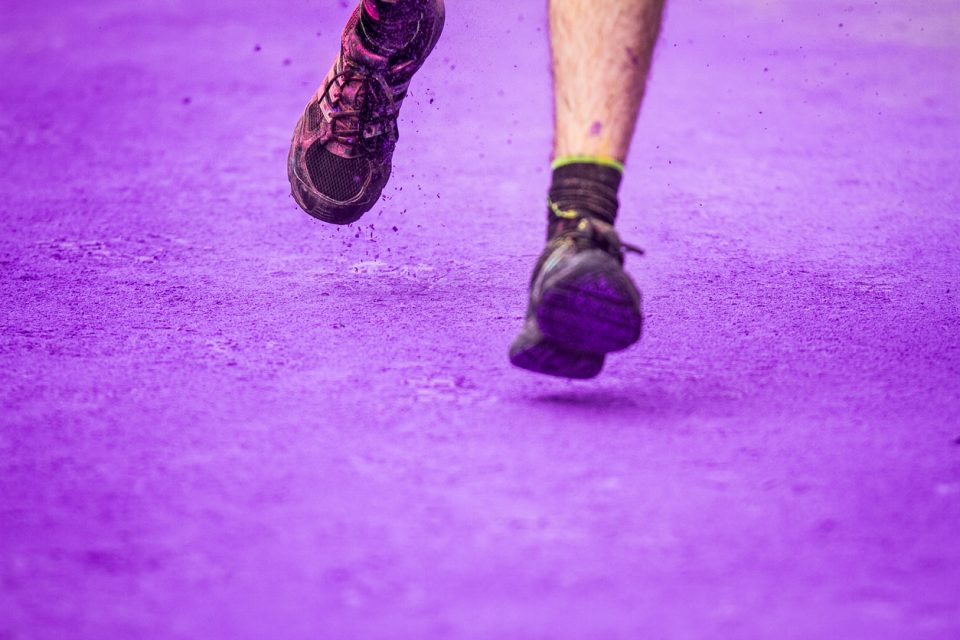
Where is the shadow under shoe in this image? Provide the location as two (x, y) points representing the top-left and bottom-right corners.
(509, 216), (644, 379)
(288, 0), (445, 225)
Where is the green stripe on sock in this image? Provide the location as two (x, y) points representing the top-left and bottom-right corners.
(551, 155), (625, 173)
(548, 198), (580, 220)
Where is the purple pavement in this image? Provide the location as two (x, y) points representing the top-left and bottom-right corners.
(2, 0), (959, 637)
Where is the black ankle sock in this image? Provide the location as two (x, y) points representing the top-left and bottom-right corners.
(547, 162), (622, 238)
(359, 0), (421, 56)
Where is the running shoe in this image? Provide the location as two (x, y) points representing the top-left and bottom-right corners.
(509, 215), (644, 379)
(288, 0), (445, 224)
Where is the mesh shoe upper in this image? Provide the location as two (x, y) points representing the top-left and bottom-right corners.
(305, 146), (368, 202)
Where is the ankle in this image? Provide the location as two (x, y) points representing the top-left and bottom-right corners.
(359, 0), (421, 56)
(547, 157), (623, 239)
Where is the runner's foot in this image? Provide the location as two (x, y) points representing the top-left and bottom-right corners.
(509, 215), (643, 379)
(288, 0), (445, 225)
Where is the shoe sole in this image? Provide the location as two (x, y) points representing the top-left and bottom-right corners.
(509, 335), (604, 380)
(536, 256), (642, 354)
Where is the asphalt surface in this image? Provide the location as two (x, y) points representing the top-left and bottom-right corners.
(1, 0), (959, 638)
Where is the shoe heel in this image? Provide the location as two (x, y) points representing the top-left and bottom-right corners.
(536, 268), (642, 354)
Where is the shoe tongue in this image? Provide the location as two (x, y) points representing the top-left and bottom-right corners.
(329, 80), (364, 143)
(326, 73), (390, 156)
(339, 76), (368, 107)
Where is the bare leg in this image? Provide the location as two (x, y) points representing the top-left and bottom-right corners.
(550, 0), (666, 165)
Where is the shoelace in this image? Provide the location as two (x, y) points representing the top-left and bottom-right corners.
(571, 222), (645, 259)
(550, 204), (645, 259)
(320, 68), (398, 153)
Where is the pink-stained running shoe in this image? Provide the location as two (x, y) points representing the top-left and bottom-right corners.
(288, 0), (445, 225)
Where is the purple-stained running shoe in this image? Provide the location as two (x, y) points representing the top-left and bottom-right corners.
(288, 0), (445, 225)
(509, 216), (644, 379)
